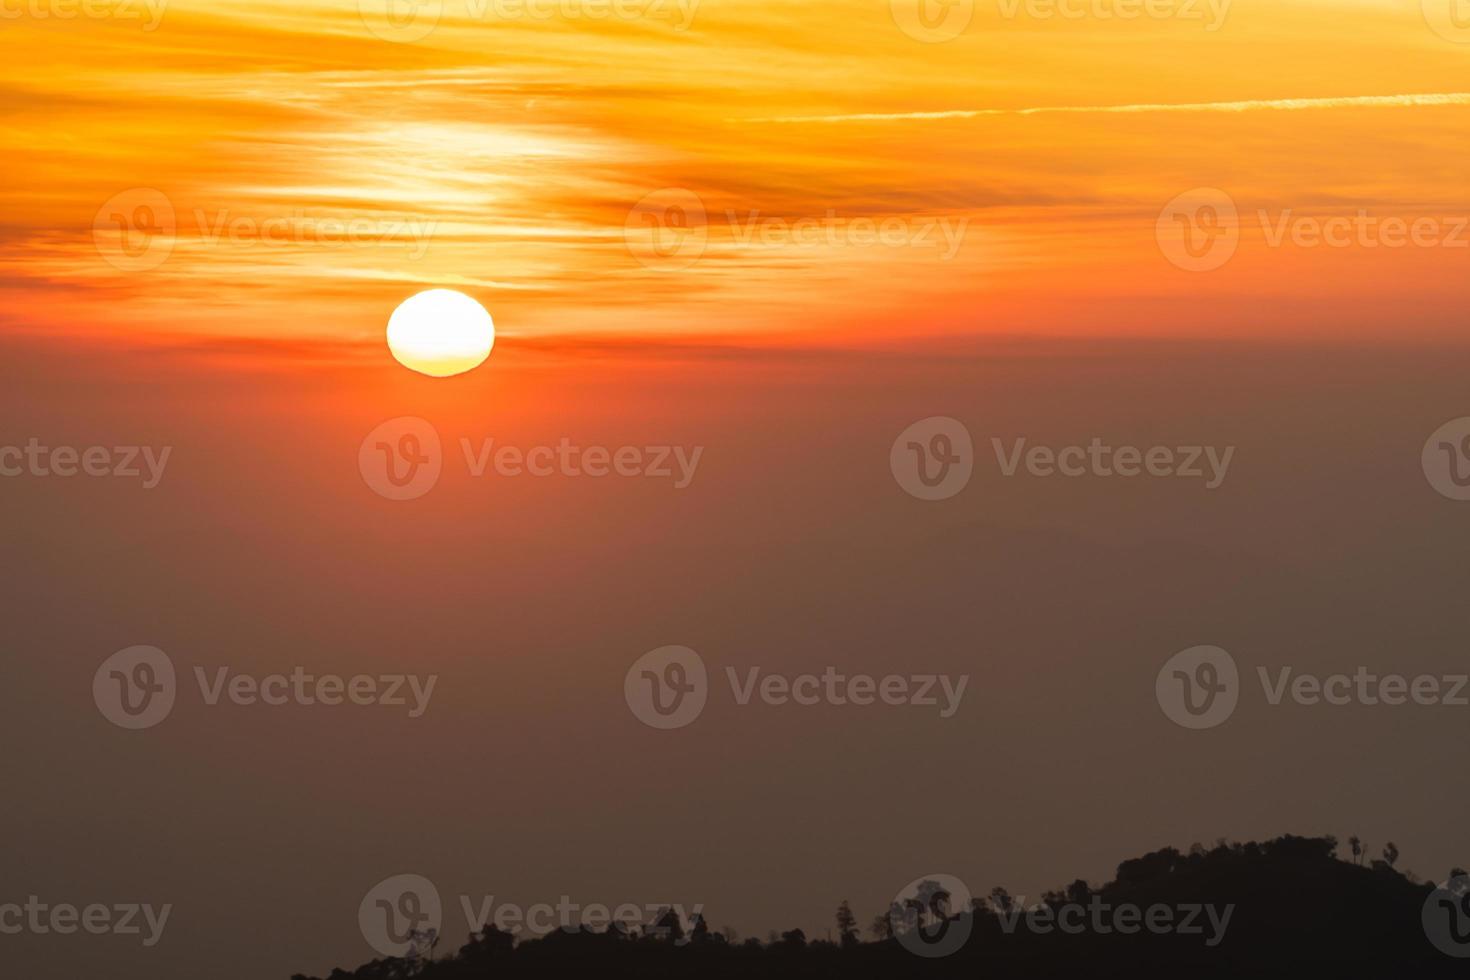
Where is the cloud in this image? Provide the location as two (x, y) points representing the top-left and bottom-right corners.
(738, 92), (1470, 124)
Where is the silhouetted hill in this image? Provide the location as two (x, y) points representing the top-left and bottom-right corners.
(297, 835), (1470, 979)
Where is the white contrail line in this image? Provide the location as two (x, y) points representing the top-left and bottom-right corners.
(737, 92), (1470, 124)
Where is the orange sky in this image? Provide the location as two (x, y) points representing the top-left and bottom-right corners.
(4, 0), (1470, 348)
(7, 10), (1470, 978)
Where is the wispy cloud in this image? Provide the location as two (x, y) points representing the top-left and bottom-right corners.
(738, 93), (1470, 124)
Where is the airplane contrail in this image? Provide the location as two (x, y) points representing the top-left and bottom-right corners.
(737, 92), (1470, 124)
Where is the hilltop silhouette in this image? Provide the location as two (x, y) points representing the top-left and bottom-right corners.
(297, 835), (1469, 979)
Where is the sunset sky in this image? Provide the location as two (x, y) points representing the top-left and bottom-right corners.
(6, 6), (1470, 980)
(6, 0), (1470, 349)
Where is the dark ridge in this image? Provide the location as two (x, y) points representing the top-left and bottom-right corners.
(294, 834), (1470, 979)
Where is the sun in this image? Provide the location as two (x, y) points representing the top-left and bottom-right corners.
(386, 289), (495, 377)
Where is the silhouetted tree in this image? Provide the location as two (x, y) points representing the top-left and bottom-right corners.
(456, 925), (513, 965)
(295, 833), (1462, 980)
(1349, 835), (1362, 865)
(778, 928), (806, 949)
(650, 908), (684, 944)
(835, 900), (859, 948)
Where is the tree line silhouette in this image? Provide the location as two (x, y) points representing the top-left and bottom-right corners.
(296, 835), (1469, 979)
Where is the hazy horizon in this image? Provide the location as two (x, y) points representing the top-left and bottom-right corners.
(6, 1), (1470, 976)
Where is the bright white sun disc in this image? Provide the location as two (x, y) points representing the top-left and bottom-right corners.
(386, 289), (495, 378)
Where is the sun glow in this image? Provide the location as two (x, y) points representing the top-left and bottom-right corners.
(386, 289), (495, 378)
